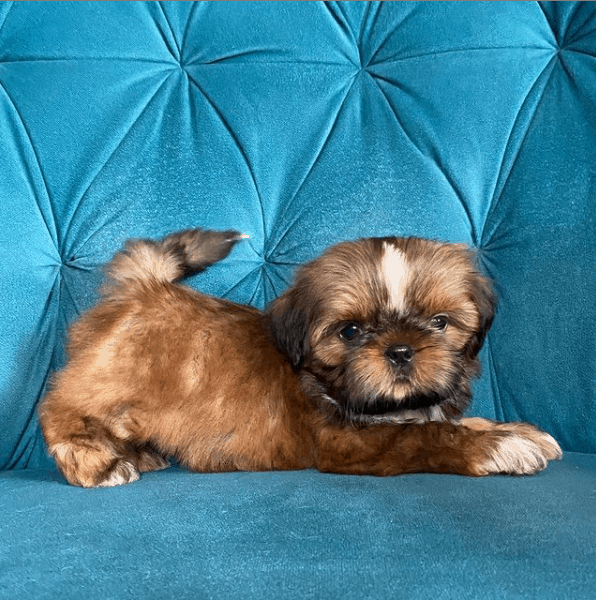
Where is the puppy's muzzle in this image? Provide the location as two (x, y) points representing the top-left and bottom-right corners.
(385, 345), (414, 368)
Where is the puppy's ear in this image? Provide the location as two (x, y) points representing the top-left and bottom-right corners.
(267, 288), (311, 369)
(465, 273), (496, 359)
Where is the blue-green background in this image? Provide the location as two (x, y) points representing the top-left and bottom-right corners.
(1, 3), (594, 598)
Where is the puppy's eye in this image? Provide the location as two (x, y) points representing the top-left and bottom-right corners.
(339, 323), (363, 342)
(430, 316), (448, 331)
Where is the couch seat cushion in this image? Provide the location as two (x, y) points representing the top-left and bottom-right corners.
(1, 453), (595, 600)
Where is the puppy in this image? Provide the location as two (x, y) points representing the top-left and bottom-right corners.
(39, 229), (562, 487)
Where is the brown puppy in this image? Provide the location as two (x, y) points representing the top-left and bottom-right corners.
(39, 229), (561, 487)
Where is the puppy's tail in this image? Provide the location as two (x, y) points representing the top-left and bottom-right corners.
(103, 228), (247, 294)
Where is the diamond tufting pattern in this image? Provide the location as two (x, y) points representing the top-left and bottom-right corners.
(0, 1), (595, 472)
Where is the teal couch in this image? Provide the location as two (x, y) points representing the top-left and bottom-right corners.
(1, 2), (595, 598)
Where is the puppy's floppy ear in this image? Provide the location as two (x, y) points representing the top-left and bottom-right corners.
(465, 272), (496, 359)
(267, 287), (311, 369)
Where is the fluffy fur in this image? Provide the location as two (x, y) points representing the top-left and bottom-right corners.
(39, 229), (561, 487)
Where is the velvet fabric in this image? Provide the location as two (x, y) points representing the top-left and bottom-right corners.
(2, 456), (596, 600)
(0, 2), (594, 598)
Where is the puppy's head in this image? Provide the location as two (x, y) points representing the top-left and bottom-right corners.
(268, 237), (494, 423)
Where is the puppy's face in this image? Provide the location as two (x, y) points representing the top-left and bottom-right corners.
(268, 237), (494, 423)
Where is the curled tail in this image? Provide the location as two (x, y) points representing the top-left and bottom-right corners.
(103, 228), (247, 294)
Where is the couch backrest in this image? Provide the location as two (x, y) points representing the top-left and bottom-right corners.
(1, 1), (594, 468)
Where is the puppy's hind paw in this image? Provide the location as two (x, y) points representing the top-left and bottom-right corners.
(95, 460), (140, 488)
(135, 447), (170, 473)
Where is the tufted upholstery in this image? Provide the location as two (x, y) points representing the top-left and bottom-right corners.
(1, 3), (595, 599)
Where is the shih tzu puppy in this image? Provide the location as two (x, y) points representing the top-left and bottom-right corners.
(39, 229), (561, 487)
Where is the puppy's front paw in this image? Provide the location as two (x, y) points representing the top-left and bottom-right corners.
(480, 430), (561, 476)
(461, 418), (562, 476)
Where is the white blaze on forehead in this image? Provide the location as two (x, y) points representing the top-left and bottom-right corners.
(381, 243), (411, 312)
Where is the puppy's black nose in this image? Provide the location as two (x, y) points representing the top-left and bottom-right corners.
(385, 345), (414, 367)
